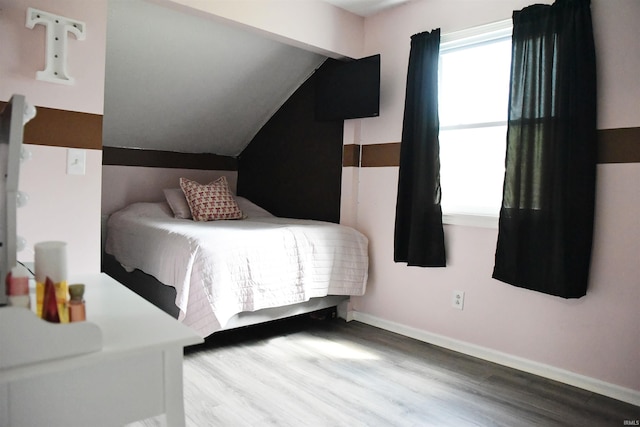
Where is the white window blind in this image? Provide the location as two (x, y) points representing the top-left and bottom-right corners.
(438, 20), (512, 227)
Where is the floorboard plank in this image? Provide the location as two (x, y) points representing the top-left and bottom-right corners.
(130, 315), (640, 426)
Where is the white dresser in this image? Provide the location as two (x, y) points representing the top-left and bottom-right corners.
(0, 273), (203, 427)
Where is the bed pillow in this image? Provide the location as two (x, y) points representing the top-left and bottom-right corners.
(180, 176), (244, 221)
(163, 188), (192, 219)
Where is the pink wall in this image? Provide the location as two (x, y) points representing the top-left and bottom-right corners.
(18, 145), (103, 274)
(4, 0), (636, 401)
(0, 0), (107, 114)
(101, 166), (238, 216)
(1, 0), (108, 275)
(345, 0), (640, 397)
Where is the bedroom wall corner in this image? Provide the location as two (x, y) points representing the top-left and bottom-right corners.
(350, 0), (640, 400)
(1, 0), (108, 275)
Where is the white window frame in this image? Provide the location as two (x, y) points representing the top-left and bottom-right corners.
(439, 20), (512, 229)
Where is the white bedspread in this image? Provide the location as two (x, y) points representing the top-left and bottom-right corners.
(105, 200), (368, 337)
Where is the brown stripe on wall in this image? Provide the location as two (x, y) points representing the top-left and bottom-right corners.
(102, 146), (238, 171)
(597, 127), (640, 163)
(4, 101), (636, 165)
(0, 102), (103, 150)
(343, 144), (361, 167)
(359, 128), (640, 167)
(361, 142), (401, 167)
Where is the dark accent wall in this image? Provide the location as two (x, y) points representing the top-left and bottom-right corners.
(237, 68), (344, 223)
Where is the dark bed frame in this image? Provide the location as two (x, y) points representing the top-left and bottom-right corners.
(102, 253), (349, 334)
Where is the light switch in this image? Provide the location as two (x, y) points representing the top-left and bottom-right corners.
(67, 148), (86, 175)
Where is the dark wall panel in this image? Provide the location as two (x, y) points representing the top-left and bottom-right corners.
(102, 146), (237, 170)
(237, 68), (343, 223)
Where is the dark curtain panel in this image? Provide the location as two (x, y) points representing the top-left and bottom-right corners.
(493, 0), (597, 298)
(394, 29), (446, 267)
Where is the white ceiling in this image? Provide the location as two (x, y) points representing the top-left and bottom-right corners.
(103, 0), (326, 156)
(323, 0), (412, 16)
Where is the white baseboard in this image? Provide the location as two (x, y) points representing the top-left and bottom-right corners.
(351, 311), (640, 407)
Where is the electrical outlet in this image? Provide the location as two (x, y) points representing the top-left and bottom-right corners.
(452, 290), (465, 310)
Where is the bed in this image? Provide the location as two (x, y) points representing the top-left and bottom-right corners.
(104, 194), (368, 338)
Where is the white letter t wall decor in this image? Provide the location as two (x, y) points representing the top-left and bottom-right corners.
(25, 7), (86, 85)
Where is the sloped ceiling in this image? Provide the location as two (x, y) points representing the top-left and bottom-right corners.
(103, 0), (326, 157)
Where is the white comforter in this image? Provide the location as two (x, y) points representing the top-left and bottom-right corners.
(105, 199), (368, 337)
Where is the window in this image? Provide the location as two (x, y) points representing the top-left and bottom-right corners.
(438, 21), (512, 227)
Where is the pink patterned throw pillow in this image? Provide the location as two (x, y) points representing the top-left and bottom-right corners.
(179, 177), (244, 221)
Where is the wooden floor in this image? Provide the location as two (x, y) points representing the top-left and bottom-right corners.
(134, 313), (639, 426)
